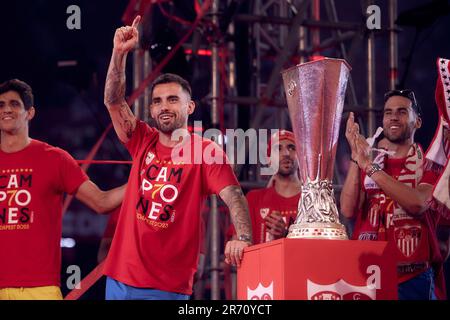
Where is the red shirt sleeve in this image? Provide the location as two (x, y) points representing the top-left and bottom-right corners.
(202, 140), (239, 195)
(57, 148), (89, 195)
(125, 120), (158, 159)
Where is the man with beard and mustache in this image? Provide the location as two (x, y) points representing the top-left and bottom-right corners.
(340, 89), (442, 300)
(102, 16), (252, 300)
(228, 131), (301, 244)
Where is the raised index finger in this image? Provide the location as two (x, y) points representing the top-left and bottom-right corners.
(131, 15), (141, 28)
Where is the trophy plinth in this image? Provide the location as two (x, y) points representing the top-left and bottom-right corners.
(281, 58), (351, 240)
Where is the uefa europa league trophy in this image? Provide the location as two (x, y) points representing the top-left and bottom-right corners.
(281, 58), (351, 240)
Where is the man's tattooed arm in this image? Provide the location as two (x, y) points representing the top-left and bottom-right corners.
(104, 51), (137, 143)
(104, 17), (141, 143)
(219, 185), (253, 243)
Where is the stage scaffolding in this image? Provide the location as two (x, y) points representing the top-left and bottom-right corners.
(125, 0), (399, 299)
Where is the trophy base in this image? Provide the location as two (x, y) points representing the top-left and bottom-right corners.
(287, 222), (348, 240)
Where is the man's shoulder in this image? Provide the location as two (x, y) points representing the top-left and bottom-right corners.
(31, 139), (76, 161)
(30, 139), (62, 153)
(193, 134), (221, 148)
(127, 121), (159, 154)
(136, 120), (158, 137)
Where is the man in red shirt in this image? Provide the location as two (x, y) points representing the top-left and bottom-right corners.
(340, 89), (441, 300)
(102, 16), (252, 300)
(0, 79), (125, 300)
(425, 57), (450, 299)
(229, 130), (301, 244)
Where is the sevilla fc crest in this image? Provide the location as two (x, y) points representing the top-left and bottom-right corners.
(260, 208), (270, 219)
(394, 225), (421, 258)
(247, 282), (273, 300)
(145, 151), (155, 165)
(307, 279), (376, 300)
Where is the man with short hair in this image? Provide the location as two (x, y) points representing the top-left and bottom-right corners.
(102, 16), (252, 300)
(229, 130), (301, 243)
(340, 89), (441, 300)
(424, 57), (450, 299)
(0, 79), (125, 300)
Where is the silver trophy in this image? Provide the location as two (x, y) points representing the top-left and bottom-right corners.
(281, 58), (351, 240)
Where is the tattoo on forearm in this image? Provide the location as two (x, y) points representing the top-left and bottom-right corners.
(105, 53), (127, 106)
(119, 102), (134, 139)
(220, 186), (252, 241)
(105, 51), (135, 139)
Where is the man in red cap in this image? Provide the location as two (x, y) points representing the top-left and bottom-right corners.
(229, 130), (301, 244)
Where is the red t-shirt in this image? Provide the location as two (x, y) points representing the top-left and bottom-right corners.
(103, 203), (209, 254)
(0, 139), (88, 288)
(103, 206), (121, 238)
(228, 186), (299, 244)
(103, 121), (239, 294)
(353, 157), (440, 283)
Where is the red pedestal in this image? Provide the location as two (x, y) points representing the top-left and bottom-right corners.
(237, 239), (398, 300)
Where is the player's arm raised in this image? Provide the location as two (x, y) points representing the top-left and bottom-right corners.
(104, 16), (141, 144)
